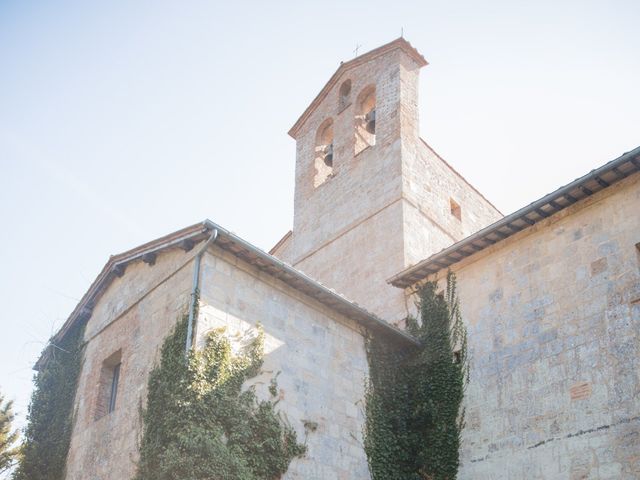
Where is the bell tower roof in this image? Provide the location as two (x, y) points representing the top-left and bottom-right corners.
(288, 37), (427, 139)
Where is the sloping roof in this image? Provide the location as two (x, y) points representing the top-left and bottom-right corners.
(202, 221), (416, 344)
(288, 37), (427, 139)
(38, 220), (417, 369)
(388, 146), (640, 289)
(269, 229), (292, 255)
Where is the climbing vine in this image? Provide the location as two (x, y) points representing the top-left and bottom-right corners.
(14, 322), (85, 480)
(364, 272), (468, 480)
(134, 315), (306, 480)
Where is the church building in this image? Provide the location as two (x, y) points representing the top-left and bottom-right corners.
(36, 38), (640, 479)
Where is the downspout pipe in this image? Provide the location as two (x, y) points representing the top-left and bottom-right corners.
(185, 228), (219, 354)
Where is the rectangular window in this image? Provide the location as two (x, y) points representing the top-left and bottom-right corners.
(95, 350), (122, 420)
(108, 363), (121, 413)
(450, 199), (462, 221)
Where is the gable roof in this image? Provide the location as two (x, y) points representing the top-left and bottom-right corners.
(388, 146), (640, 289)
(37, 219), (417, 369)
(288, 37), (427, 139)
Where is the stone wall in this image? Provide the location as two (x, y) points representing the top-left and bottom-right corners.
(65, 241), (373, 480)
(65, 247), (196, 480)
(402, 141), (503, 267)
(406, 172), (640, 479)
(196, 245), (371, 479)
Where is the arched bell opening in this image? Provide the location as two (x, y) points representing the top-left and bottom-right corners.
(314, 118), (334, 187)
(355, 85), (376, 155)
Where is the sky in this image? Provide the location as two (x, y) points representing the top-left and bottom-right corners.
(0, 0), (639, 440)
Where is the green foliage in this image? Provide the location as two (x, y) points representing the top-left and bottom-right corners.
(0, 391), (20, 475)
(135, 316), (306, 480)
(364, 272), (468, 480)
(14, 323), (85, 480)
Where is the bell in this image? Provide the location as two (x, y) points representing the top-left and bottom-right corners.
(365, 119), (375, 134)
(323, 143), (334, 167)
(365, 109), (376, 134)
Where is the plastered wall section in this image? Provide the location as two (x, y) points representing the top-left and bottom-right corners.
(408, 173), (640, 479)
(196, 245), (372, 480)
(65, 247), (197, 480)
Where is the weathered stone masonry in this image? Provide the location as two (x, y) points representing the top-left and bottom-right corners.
(62, 223), (414, 480)
(403, 172), (640, 479)
(66, 247), (197, 479)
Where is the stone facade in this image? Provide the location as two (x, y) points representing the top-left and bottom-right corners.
(65, 241), (373, 479)
(404, 172), (640, 479)
(66, 247), (197, 479)
(196, 246), (370, 479)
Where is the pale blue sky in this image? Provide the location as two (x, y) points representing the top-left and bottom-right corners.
(1, 0), (638, 436)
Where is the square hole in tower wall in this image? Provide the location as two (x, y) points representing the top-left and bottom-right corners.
(450, 199), (462, 221)
(94, 349), (122, 420)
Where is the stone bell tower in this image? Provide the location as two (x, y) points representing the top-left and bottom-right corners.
(272, 38), (502, 323)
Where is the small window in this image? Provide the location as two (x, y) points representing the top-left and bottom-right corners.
(339, 79), (352, 110)
(95, 350), (122, 420)
(450, 199), (461, 221)
(108, 363), (121, 413)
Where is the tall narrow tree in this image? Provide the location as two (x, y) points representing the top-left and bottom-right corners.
(0, 392), (19, 475)
(14, 323), (85, 480)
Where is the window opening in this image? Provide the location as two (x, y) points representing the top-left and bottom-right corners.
(355, 86), (376, 155)
(314, 119), (334, 187)
(339, 79), (352, 110)
(95, 350), (122, 420)
(450, 199), (462, 221)
(108, 363), (121, 413)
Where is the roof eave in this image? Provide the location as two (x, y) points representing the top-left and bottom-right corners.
(37, 217), (419, 370)
(35, 222), (211, 370)
(388, 145), (640, 289)
(203, 220), (419, 346)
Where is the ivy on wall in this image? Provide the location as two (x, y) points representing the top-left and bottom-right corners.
(364, 272), (468, 480)
(14, 322), (85, 480)
(134, 316), (306, 480)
